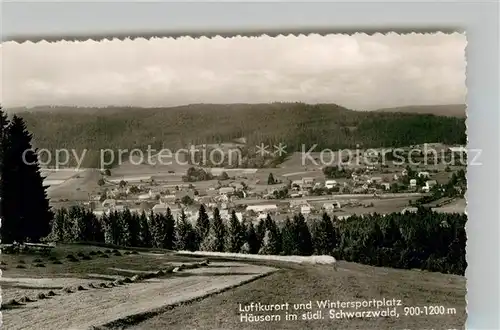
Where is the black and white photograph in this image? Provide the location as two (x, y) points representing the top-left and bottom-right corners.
(1, 32), (467, 330)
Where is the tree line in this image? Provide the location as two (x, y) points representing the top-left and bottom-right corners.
(46, 204), (466, 276)
(16, 103), (466, 168)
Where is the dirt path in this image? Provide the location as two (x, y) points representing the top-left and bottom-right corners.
(3, 262), (276, 330)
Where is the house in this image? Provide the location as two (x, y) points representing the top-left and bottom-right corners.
(325, 180), (337, 189)
(323, 201), (341, 211)
(302, 177), (315, 189)
(301, 205), (312, 215)
(246, 204), (278, 214)
(393, 174), (399, 181)
(381, 183), (390, 190)
(219, 187), (235, 195)
(401, 169), (408, 176)
(401, 207), (418, 214)
(409, 179), (417, 188)
(425, 180), (438, 190)
(161, 194), (177, 203)
(418, 171), (430, 179)
(152, 203), (177, 214)
(257, 213), (268, 220)
(138, 192), (152, 200)
(290, 200), (309, 208)
(291, 180), (303, 190)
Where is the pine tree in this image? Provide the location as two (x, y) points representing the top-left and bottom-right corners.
(281, 217), (297, 255)
(225, 210), (244, 253)
(256, 218), (266, 246)
(175, 210), (196, 251)
(313, 213), (337, 255)
(50, 208), (68, 242)
(119, 209), (132, 246)
(200, 208), (226, 252)
(164, 208), (176, 249)
(265, 214), (282, 253)
(258, 229), (281, 255)
(138, 211), (153, 247)
(241, 220), (260, 254)
(195, 204), (210, 248)
(258, 215), (281, 255)
(150, 212), (166, 248)
(293, 213), (313, 256)
(70, 206), (86, 242)
(0, 115), (52, 243)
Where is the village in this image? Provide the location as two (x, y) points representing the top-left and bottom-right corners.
(46, 143), (468, 225)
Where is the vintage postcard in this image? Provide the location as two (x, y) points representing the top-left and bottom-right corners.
(0, 32), (467, 329)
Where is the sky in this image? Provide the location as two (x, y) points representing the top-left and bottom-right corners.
(0, 33), (467, 110)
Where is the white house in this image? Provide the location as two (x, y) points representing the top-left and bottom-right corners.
(325, 180), (337, 189)
(257, 213), (268, 220)
(401, 169), (408, 176)
(409, 179), (417, 188)
(418, 171), (430, 179)
(301, 205), (312, 215)
(138, 192), (152, 200)
(381, 183), (390, 191)
(246, 204), (278, 214)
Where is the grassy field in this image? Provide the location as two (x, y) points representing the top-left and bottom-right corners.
(120, 260), (466, 330)
(1, 242), (466, 330)
(0, 244), (276, 330)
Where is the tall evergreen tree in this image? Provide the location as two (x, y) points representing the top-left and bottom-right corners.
(256, 218), (266, 245)
(293, 213), (314, 256)
(175, 210), (196, 251)
(138, 211), (153, 247)
(258, 215), (281, 255)
(241, 220), (260, 254)
(265, 214), (282, 253)
(313, 213), (337, 255)
(163, 208), (176, 249)
(150, 212), (166, 248)
(200, 208), (226, 252)
(281, 217), (297, 255)
(195, 204), (210, 248)
(225, 210), (244, 253)
(1, 115), (52, 243)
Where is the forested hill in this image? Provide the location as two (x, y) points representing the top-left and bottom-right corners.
(375, 104), (466, 118)
(11, 103), (466, 167)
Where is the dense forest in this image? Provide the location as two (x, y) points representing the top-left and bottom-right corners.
(44, 205), (467, 276)
(9, 103), (467, 168)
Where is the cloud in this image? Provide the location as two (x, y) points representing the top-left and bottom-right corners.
(0, 33), (466, 110)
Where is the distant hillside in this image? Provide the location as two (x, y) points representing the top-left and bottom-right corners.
(375, 104), (466, 118)
(9, 103), (466, 168)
